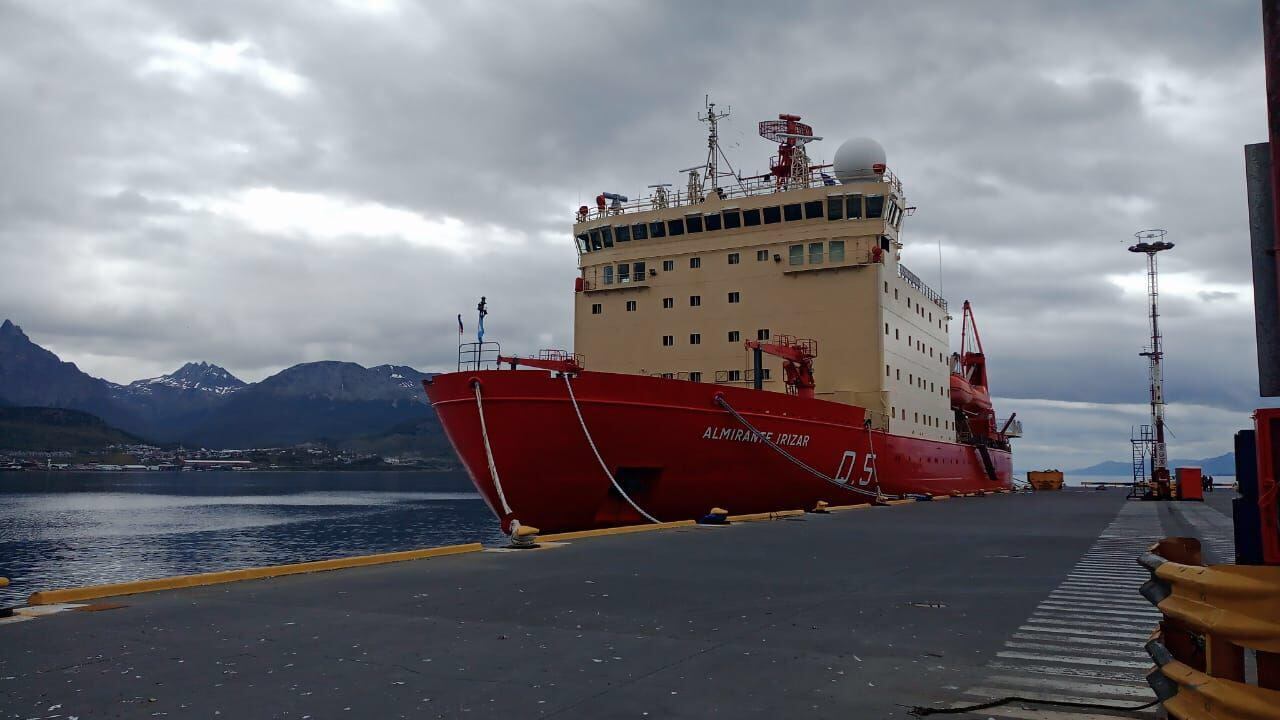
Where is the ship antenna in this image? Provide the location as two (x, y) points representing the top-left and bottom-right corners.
(698, 96), (744, 195)
(1127, 229), (1174, 499)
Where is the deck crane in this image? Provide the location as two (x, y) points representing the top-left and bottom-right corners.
(744, 335), (817, 399)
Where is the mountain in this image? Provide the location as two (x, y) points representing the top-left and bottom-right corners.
(129, 362), (245, 396)
(1068, 452), (1237, 476)
(0, 319), (446, 455)
(0, 406), (144, 451)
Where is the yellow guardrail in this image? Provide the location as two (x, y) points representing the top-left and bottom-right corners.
(1139, 537), (1280, 719)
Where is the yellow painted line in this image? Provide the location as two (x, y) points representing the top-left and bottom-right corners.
(541, 520), (695, 542)
(880, 499), (916, 506)
(826, 503), (872, 512)
(727, 509), (806, 522)
(27, 543), (483, 606)
(930, 495), (951, 501)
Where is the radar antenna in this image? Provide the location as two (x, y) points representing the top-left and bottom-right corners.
(696, 96), (745, 196)
(759, 114), (820, 190)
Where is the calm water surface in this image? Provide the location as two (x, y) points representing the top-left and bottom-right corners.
(0, 471), (505, 606)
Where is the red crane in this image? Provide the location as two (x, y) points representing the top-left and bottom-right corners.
(744, 334), (817, 399)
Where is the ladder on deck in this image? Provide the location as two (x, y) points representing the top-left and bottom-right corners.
(1129, 425), (1152, 499)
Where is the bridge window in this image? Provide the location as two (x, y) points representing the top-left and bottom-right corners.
(631, 223), (648, 241)
(590, 229), (602, 250)
(763, 206), (782, 224)
(617, 264), (630, 282)
(603, 266), (614, 285)
(626, 300), (637, 312)
(601, 227), (614, 247)
(686, 214), (704, 233)
(723, 210), (741, 229)
(728, 292), (740, 303)
(757, 249), (768, 261)
(690, 257), (701, 268)
(728, 252), (740, 265)
(690, 333), (701, 345)
(616, 225), (630, 242)
(829, 240), (845, 262)
(743, 208), (762, 227)
(808, 242), (823, 264)
(804, 200), (823, 219)
(668, 218), (685, 236)
(728, 330), (740, 342)
(866, 195), (884, 219)
(783, 203), (803, 222)
(576, 233), (589, 253)
(649, 221), (666, 238)
(592, 303), (602, 315)
(663, 259), (674, 271)
(827, 196), (844, 221)
(634, 261), (646, 278)
(789, 244), (803, 266)
(705, 213), (722, 231)
(847, 194), (863, 219)
(663, 297), (674, 309)
(662, 335), (674, 347)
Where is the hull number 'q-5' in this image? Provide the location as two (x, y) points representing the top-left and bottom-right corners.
(835, 450), (876, 486)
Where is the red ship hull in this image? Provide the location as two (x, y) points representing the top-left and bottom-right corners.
(425, 369), (1012, 533)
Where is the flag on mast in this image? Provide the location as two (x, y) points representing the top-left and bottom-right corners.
(477, 296), (487, 344)
(457, 314), (463, 336)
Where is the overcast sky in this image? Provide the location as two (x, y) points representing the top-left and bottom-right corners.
(1, 0), (1274, 470)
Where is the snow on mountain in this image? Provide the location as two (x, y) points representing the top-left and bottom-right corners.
(128, 362), (246, 396)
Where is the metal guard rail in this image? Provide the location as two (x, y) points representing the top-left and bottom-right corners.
(1138, 537), (1280, 719)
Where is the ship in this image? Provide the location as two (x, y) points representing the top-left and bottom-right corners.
(424, 103), (1020, 534)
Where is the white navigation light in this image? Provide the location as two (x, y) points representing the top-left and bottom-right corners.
(833, 137), (887, 183)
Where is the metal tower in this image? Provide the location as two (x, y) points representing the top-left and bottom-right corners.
(1128, 229), (1175, 499)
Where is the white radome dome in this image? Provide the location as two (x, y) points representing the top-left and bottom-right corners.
(833, 137), (886, 183)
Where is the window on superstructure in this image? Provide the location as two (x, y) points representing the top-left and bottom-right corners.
(743, 208), (762, 227)
(894, 328), (899, 339)
(723, 210), (741, 229)
(808, 242), (823, 264)
(886, 364), (890, 376)
(728, 252), (740, 265)
(728, 292), (740, 303)
(663, 297), (674, 309)
(705, 213), (722, 232)
(590, 229), (602, 250)
(592, 303), (602, 315)
(909, 373), (913, 384)
(634, 261), (646, 279)
(616, 225), (630, 242)
(763, 206), (782, 224)
(728, 331), (740, 342)
(631, 223), (648, 240)
(894, 288), (899, 300)
(576, 234), (590, 253)
(668, 218), (685, 236)
(663, 259), (674, 272)
(757, 329), (770, 340)
(827, 196), (844, 221)
(689, 333), (701, 345)
(804, 200), (823, 220)
(788, 244), (803, 266)
(761, 369), (771, 380)
(829, 240), (845, 263)
(662, 335), (674, 347)
(603, 265), (614, 285)
(617, 263), (630, 282)
(728, 370), (742, 382)
(690, 295), (701, 307)
(690, 257), (701, 269)
(757, 249), (768, 261)
(847, 194), (863, 219)
(686, 215), (704, 233)
(649, 221), (666, 238)
(626, 300), (637, 312)
(601, 227), (614, 247)
(783, 203), (803, 222)
(690, 372), (702, 382)
(866, 195), (884, 219)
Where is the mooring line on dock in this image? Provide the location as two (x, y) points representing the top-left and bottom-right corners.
(563, 374), (660, 524)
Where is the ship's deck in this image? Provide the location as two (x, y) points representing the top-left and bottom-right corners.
(0, 489), (1238, 719)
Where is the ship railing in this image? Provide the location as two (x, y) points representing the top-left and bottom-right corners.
(457, 341), (501, 372)
(897, 262), (948, 313)
(580, 166), (903, 221)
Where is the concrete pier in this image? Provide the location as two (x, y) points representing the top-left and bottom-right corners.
(0, 490), (1238, 719)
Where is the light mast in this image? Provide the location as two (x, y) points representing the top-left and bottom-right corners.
(1128, 229), (1174, 499)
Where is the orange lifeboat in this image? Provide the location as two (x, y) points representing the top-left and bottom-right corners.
(950, 372), (992, 416)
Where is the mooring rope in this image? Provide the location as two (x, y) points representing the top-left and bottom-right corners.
(714, 394), (882, 498)
(563, 374), (660, 524)
(472, 381), (514, 515)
